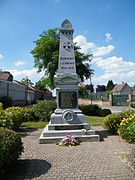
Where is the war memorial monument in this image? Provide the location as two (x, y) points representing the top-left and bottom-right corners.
(39, 19), (99, 143)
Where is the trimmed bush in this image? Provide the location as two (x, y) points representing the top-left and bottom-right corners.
(104, 112), (130, 134)
(130, 102), (135, 108)
(6, 107), (23, 130)
(22, 107), (35, 122)
(0, 127), (23, 174)
(0, 110), (14, 129)
(100, 109), (112, 117)
(0, 96), (12, 109)
(33, 100), (57, 121)
(79, 104), (101, 116)
(118, 113), (135, 143)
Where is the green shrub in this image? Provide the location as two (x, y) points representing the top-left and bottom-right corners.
(130, 102), (135, 108)
(100, 109), (112, 117)
(0, 110), (14, 129)
(33, 100), (57, 121)
(104, 112), (130, 134)
(6, 107), (23, 130)
(23, 107), (35, 122)
(0, 103), (3, 111)
(0, 96), (12, 109)
(79, 104), (101, 116)
(0, 127), (23, 174)
(118, 113), (135, 143)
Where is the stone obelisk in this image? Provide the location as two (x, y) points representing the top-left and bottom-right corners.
(39, 19), (99, 143)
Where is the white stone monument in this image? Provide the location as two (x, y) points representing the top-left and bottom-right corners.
(39, 19), (99, 143)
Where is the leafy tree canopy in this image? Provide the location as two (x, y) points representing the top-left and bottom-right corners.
(21, 77), (34, 86)
(78, 86), (88, 99)
(31, 28), (94, 89)
(96, 85), (106, 92)
(106, 80), (115, 91)
(85, 83), (94, 92)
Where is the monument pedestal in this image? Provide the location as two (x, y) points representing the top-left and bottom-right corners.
(39, 19), (99, 143)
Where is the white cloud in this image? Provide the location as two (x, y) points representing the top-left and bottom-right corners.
(105, 33), (112, 42)
(93, 56), (135, 85)
(0, 53), (3, 60)
(7, 68), (44, 84)
(73, 35), (95, 53)
(92, 45), (114, 57)
(14, 60), (26, 67)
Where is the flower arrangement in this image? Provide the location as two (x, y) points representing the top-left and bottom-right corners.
(57, 134), (80, 146)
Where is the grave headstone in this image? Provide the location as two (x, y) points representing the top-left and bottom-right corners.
(39, 19), (99, 143)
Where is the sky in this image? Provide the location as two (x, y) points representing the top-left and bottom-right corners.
(0, 0), (135, 89)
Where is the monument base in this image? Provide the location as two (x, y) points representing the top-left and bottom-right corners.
(39, 109), (100, 144)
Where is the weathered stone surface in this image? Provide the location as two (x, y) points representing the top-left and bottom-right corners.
(39, 19), (99, 143)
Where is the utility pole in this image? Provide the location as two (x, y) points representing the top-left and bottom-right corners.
(90, 77), (92, 105)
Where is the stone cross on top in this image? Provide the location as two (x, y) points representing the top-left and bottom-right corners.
(58, 19), (76, 74)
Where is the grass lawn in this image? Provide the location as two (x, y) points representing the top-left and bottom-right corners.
(21, 116), (104, 129)
(21, 121), (48, 129)
(87, 116), (104, 126)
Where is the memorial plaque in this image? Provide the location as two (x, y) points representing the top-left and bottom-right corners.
(59, 91), (77, 109)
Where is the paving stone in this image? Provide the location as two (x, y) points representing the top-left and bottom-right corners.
(2, 126), (135, 180)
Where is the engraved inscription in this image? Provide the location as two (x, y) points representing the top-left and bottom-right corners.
(59, 92), (77, 109)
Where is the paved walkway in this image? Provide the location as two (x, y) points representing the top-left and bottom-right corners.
(3, 127), (135, 180)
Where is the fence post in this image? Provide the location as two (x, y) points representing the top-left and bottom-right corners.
(128, 93), (132, 104)
(109, 93), (113, 106)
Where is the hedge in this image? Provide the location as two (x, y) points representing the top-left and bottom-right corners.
(0, 127), (23, 174)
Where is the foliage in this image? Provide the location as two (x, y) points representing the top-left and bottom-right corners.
(0, 103), (3, 111)
(0, 127), (23, 174)
(106, 80), (115, 99)
(0, 110), (14, 129)
(5, 107), (24, 130)
(85, 83), (94, 92)
(96, 85), (106, 92)
(79, 104), (101, 116)
(22, 107), (35, 122)
(0, 96), (12, 109)
(33, 100), (56, 121)
(0, 106), (36, 130)
(31, 28), (93, 89)
(130, 102), (135, 108)
(78, 86), (88, 99)
(104, 112), (131, 134)
(106, 80), (115, 91)
(21, 76), (34, 86)
(86, 116), (104, 126)
(118, 113), (135, 143)
(100, 109), (112, 117)
(57, 134), (80, 146)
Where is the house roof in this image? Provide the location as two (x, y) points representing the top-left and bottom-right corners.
(111, 83), (130, 93)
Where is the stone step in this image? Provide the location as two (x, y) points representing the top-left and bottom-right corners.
(39, 134), (100, 144)
(43, 129), (95, 137)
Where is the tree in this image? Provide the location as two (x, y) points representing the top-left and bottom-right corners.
(85, 84), (94, 93)
(106, 80), (115, 99)
(106, 80), (115, 91)
(31, 28), (94, 89)
(78, 86), (88, 99)
(96, 85), (106, 92)
(21, 77), (34, 86)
